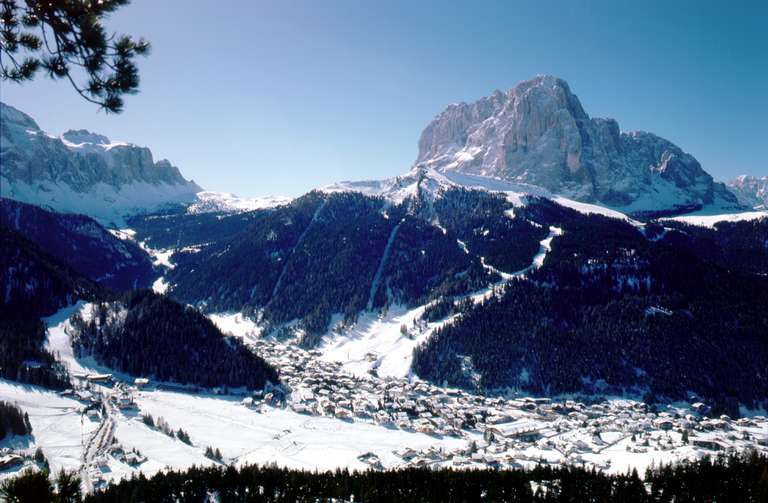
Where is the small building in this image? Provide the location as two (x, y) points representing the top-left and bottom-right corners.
(115, 394), (135, 409)
(86, 373), (112, 383)
(488, 420), (542, 442)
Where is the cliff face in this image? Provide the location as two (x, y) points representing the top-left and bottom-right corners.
(0, 102), (201, 225)
(416, 76), (739, 213)
(728, 175), (768, 209)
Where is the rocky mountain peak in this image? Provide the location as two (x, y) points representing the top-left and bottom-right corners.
(728, 175), (768, 209)
(0, 101), (39, 130)
(0, 101), (201, 225)
(61, 129), (110, 145)
(415, 76), (740, 214)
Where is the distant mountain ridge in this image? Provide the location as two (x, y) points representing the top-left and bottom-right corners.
(728, 175), (768, 209)
(416, 75), (740, 215)
(0, 102), (202, 226)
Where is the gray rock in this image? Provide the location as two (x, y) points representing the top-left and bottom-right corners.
(727, 175), (768, 209)
(416, 75), (740, 213)
(0, 102), (201, 224)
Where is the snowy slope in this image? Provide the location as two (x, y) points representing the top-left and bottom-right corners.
(660, 210), (768, 228)
(324, 167), (642, 225)
(315, 225), (562, 379)
(187, 191), (291, 214)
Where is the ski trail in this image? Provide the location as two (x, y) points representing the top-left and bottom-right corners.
(510, 225), (563, 277)
(270, 200), (327, 299)
(480, 256), (514, 281)
(366, 220), (403, 310)
(469, 225), (563, 304)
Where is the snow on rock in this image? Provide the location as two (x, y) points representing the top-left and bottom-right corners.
(415, 75), (741, 214)
(0, 102), (201, 227)
(727, 175), (768, 209)
(324, 166), (643, 227)
(187, 191), (292, 214)
(1, 176), (200, 228)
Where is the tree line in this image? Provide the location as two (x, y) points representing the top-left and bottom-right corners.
(16, 451), (751, 502)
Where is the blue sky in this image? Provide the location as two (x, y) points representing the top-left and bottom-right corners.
(2, 0), (766, 196)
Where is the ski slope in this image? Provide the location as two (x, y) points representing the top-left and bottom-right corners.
(316, 225), (563, 378)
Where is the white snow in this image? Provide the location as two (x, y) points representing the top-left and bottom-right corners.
(187, 191), (291, 214)
(322, 168), (641, 226)
(0, 380), (98, 476)
(1, 175), (199, 227)
(660, 210), (768, 228)
(136, 390), (465, 472)
(0, 303), (763, 491)
(318, 306), (437, 378)
(209, 312), (264, 341)
(552, 196), (641, 226)
(152, 277), (169, 294)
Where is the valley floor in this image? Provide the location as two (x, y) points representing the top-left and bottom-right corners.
(1, 303), (766, 494)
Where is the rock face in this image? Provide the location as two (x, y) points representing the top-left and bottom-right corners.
(728, 175), (768, 209)
(416, 75), (739, 214)
(0, 102), (202, 225)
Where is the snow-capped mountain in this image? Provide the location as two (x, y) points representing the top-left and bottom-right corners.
(187, 191), (291, 214)
(0, 102), (202, 226)
(728, 175), (768, 209)
(415, 75), (740, 215)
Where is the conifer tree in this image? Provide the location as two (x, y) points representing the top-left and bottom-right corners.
(0, 0), (149, 112)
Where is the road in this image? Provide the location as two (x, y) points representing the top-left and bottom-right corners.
(80, 393), (117, 493)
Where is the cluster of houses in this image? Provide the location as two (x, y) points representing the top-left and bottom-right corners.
(246, 339), (768, 470)
(18, 340), (761, 476)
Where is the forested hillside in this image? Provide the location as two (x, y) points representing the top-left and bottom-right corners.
(413, 205), (768, 413)
(162, 191), (503, 336)
(0, 401), (32, 440)
(0, 227), (102, 388)
(126, 206), (270, 251)
(1, 198), (154, 291)
(70, 290), (278, 389)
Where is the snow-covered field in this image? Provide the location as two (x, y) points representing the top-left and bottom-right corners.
(136, 390), (465, 472)
(0, 381), (466, 486)
(0, 380), (96, 476)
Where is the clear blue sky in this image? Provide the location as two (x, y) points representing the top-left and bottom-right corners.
(2, 0), (766, 196)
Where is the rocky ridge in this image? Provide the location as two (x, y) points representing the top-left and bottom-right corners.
(416, 75), (740, 215)
(0, 102), (202, 225)
(728, 175), (768, 209)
